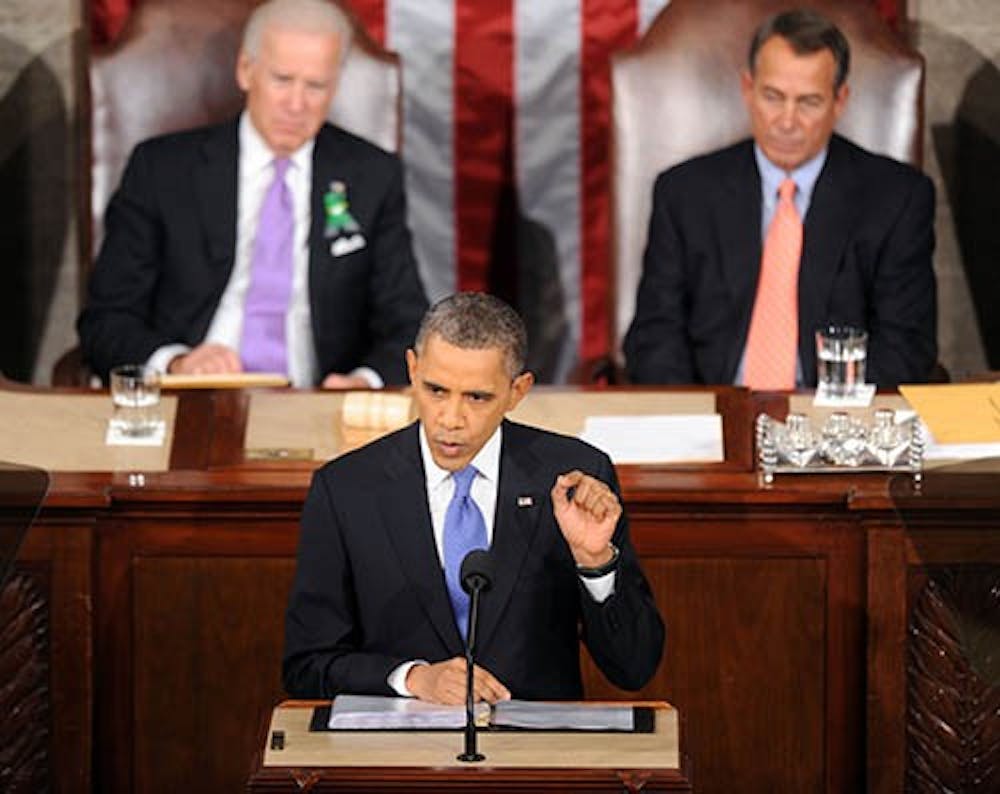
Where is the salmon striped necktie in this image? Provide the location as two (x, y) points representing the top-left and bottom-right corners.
(744, 177), (802, 390)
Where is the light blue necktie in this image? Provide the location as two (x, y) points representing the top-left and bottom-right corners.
(442, 466), (488, 640)
(241, 158), (293, 374)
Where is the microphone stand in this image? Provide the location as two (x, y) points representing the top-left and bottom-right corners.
(458, 577), (486, 762)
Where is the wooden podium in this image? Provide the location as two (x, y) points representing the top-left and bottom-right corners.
(246, 701), (691, 792)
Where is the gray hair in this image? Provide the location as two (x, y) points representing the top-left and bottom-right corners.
(243, 0), (353, 65)
(749, 8), (850, 91)
(415, 293), (528, 379)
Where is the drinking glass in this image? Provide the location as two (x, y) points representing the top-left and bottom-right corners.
(815, 325), (867, 399)
(109, 364), (164, 438)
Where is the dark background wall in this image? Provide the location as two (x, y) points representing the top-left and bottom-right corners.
(0, 1), (82, 384)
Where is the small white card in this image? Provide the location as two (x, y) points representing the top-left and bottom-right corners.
(812, 383), (876, 408)
(105, 421), (166, 447)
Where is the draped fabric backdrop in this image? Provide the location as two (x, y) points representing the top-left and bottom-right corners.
(90, 0), (904, 382)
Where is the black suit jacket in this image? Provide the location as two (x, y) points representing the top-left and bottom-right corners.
(78, 119), (428, 384)
(283, 420), (665, 700)
(623, 135), (937, 388)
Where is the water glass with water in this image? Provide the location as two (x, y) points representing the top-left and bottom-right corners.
(815, 325), (867, 398)
(109, 364), (164, 437)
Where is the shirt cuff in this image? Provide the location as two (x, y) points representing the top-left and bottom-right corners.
(147, 343), (191, 375)
(350, 367), (384, 389)
(387, 659), (427, 697)
(580, 570), (616, 603)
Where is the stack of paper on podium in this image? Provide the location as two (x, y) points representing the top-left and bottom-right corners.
(491, 700), (634, 731)
(327, 695), (636, 732)
(328, 695), (489, 729)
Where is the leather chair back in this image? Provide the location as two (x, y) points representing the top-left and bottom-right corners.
(610, 0), (924, 355)
(87, 0), (400, 259)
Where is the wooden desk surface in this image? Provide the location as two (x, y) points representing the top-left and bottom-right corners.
(262, 700), (681, 770)
(249, 701), (691, 792)
(0, 390), (178, 472)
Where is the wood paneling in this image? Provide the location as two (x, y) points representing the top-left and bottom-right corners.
(0, 570), (50, 793)
(584, 512), (864, 794)
(906, 566), (1000, 793)
(95, 508), (301, 793)
(868, 517), (1000, 794)
(132, 557), (296, 793)
(5, 518), (93, 794)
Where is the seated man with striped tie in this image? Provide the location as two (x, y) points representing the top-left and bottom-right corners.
(623, 8), (937, 389)
(283, 293), (664, 702)
(78, 0), (428, 388)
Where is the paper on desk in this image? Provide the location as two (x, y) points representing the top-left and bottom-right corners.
(328, 694), (489, 729)
(899, 383), (1000, 444)
(579, 414), (723, 464)
(892, 407), (1000, 461)
(492, 700), (634, 731)
(105, 421), (166, 447)
(812, 383), (876, 408)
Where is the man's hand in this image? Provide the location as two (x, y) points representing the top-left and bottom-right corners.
(322, 373), (372, 390)
(168, 343), (243, 375)
(405, 657), (510, 705)
(551, 470), (621, 568)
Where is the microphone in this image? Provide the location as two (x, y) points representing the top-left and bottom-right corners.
(460, 549), (494, 647)
(457, 548), (494, 763)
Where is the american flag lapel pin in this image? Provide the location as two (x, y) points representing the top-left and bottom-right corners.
(517, 496), (533, 507)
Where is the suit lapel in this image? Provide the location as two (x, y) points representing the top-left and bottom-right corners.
(194, 120), (239, 288)
(308, 125), (359, 271)
(718, 143), (764, 377)
(309, 124), (336, 270)
(376, 424), (465, 655)
(475, 422), (545, 653)
(308, 125), (359, 331)
(799, 136), (858, 382)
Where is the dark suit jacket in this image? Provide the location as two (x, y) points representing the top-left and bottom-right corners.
(78, 119), (428, 384)
(623, 135), (937, 388)
(283, 420), (665, 700)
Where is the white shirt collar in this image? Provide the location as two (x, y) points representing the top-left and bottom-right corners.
(418, 422), (503, 490)
(238, 111), (315, 176)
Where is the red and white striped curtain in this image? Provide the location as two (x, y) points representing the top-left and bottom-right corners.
(341, 0), (671, 381)
(91, 0), (905, 381)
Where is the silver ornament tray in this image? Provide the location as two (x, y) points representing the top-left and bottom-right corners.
(755, 408), (924, 483)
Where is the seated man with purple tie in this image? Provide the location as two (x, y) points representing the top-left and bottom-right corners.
(77, 0), (428, 388)
(283, 293), (664, 702)
(623, 8), (937, 390)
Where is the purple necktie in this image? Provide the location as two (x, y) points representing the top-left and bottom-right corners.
(443, 466), (488, 640)
(241, 158), (294, 373)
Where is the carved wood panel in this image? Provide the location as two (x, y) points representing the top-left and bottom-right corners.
(907, 566), (1000, 793)
(0, 569), (50, 793)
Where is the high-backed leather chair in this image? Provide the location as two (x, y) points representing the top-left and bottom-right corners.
(609, 0), (924, 367)
(54, 0), (400, 386)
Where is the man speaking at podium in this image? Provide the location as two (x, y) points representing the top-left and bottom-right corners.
(284, 293), (664, 703)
